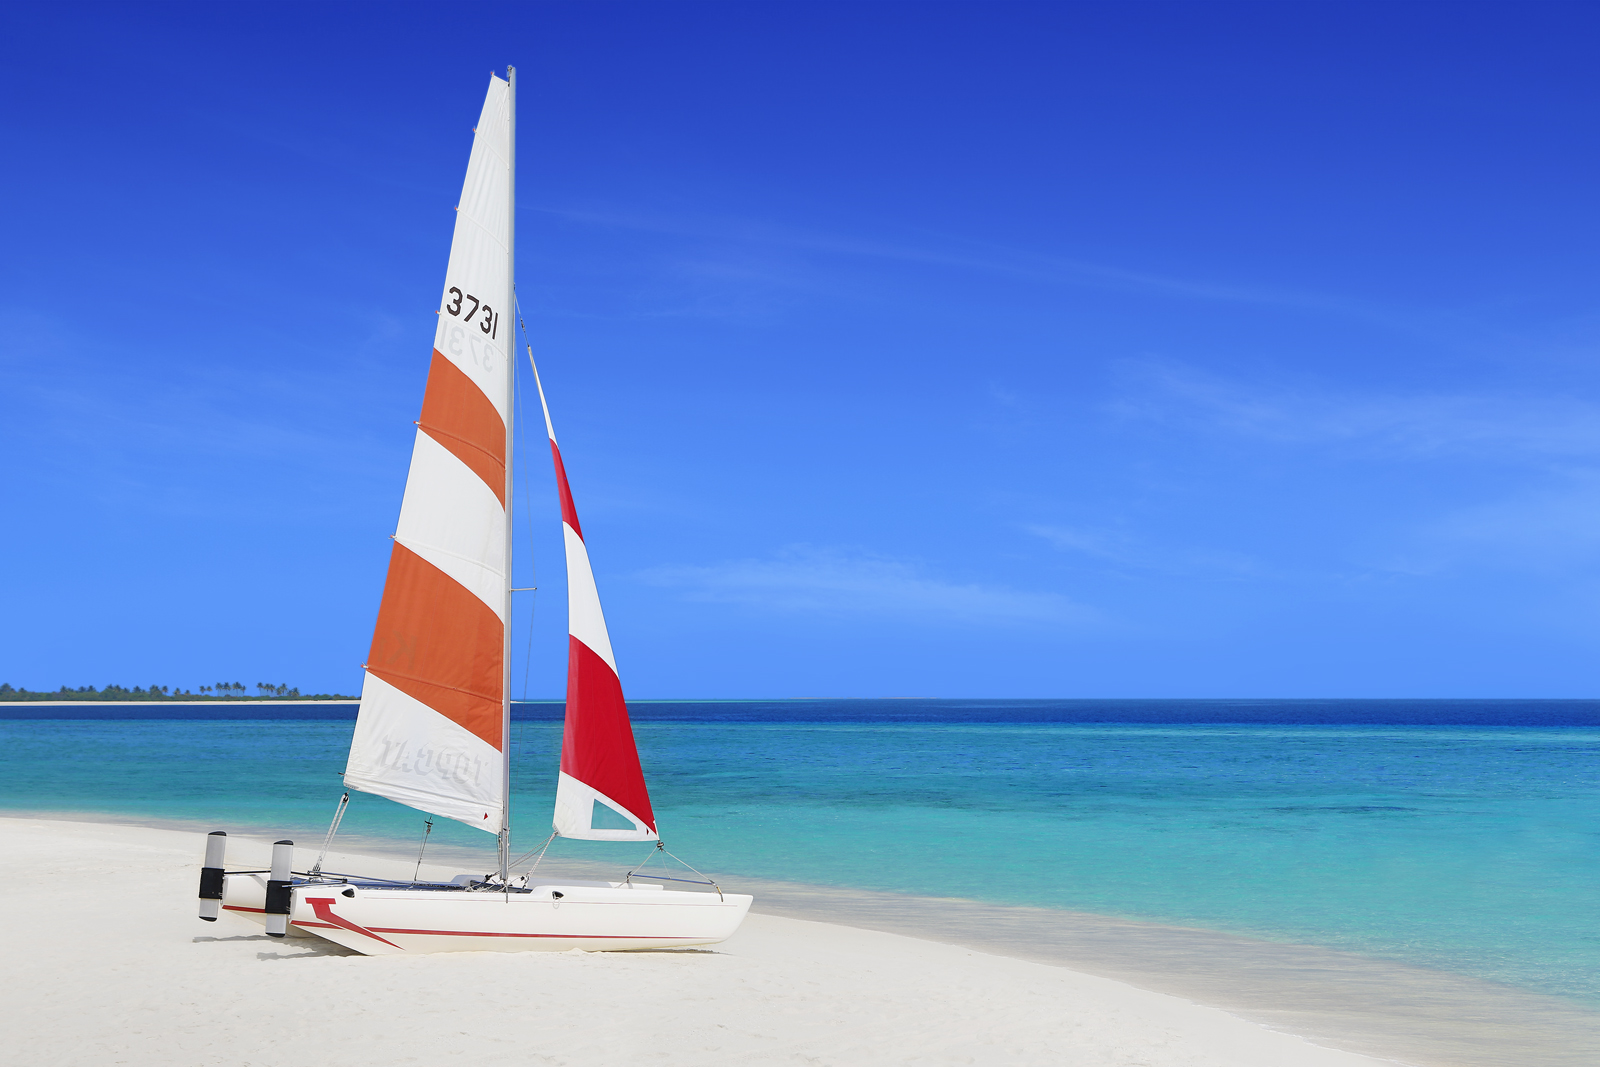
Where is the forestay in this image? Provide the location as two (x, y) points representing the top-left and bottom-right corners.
(344, 74), (513, 832)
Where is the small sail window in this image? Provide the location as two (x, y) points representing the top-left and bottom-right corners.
(590, 799), (636, 831)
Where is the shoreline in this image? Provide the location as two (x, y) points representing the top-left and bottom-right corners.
(4, 814), (1390, 1067)
(8, 812), (1597, 1066)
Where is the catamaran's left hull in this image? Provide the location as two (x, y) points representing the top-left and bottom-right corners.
(221, 873), (751, 955)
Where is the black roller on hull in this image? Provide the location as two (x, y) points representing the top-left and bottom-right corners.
(198, 830), (227, 921)
(265, 839), (294, 938)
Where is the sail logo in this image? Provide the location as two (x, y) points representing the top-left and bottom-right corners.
(373, 735), (488, 787)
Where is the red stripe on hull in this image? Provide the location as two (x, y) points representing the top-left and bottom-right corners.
(305, 897), (404, 948)
(419, 349), (506, 506)
(366, 542), (503, 748)
(562, 636), (656, 831)
(223, 904), (701, 940)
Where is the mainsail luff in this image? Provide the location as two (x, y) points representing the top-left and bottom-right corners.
(498, 65), (517, 880)
(529, 359), (659, 841)
(344, 74), (514, 833)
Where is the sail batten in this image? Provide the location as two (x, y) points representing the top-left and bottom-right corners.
(345, 75), (513, 833)
(417, 350), (508, 505)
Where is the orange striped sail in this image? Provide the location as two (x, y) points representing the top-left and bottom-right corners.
(344, 75), (513, 832)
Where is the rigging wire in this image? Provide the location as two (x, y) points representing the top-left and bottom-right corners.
(514, 305), (538, 704)
(625, 841), (725, 899)
(309, 791), (350, 876)
(514, 300), (537, 856)
(506, 830), (558, 874)
(412, 817), (434, 882)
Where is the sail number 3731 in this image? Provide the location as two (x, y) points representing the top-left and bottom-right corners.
(444, 287), (499, 339)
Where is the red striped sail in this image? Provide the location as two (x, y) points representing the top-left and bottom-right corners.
(343, 75), (513, 832)
(531, 362), (658, 841)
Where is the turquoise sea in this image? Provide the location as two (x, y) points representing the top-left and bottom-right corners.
(3, 699), (1597, 1010)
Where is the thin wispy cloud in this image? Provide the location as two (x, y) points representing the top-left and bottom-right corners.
(1025, 524), (1271, 580)
(641, 546), (1096, 627)
(1112, 361), (1600, 461)
(536, 204), (1357, 313)
(1392, 475), (1600, 575)
(0, 309), (404, 501)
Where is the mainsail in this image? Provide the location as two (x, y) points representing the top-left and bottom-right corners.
(344, 74), (514, 832)
(530, 363), (658, 841)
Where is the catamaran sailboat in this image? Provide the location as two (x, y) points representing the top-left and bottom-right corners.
(192, 68), (752, 955)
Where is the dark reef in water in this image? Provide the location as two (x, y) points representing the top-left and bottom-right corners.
(0, 682), (356, 702)
(1, 696), (1596, 725)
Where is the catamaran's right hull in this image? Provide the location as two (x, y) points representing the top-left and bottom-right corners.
(221, 873), (752, 955)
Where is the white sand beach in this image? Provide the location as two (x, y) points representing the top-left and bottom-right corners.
(0, 816), (1398, 1067)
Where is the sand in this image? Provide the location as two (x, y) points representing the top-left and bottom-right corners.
(735, 877), (1600, 1067)
(0, 816), (1401, 1067)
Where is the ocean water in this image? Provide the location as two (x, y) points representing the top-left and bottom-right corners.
(3, 699), (1597, 1010)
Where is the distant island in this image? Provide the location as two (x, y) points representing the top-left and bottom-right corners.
(0, 682), (358, 702)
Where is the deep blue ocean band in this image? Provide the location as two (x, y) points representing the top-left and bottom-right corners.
(3, 698), (1597, 726)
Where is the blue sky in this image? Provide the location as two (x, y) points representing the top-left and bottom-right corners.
(3, 1), (1599, 698)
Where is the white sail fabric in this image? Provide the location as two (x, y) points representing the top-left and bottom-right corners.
(561, 522), (617, 670)
(346, 75), (513, 833)
(553, 771), (657, 842)
(345, 674), (503, 827)
(392, 430), (507, 618)
(430, 79), (512, 423)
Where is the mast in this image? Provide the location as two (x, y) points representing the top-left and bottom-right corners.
(499, 64), (516, 882)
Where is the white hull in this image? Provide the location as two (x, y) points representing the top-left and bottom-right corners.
(221, 873), (752, 956)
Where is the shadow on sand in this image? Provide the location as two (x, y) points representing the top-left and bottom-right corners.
(193, 933), (359, 958)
